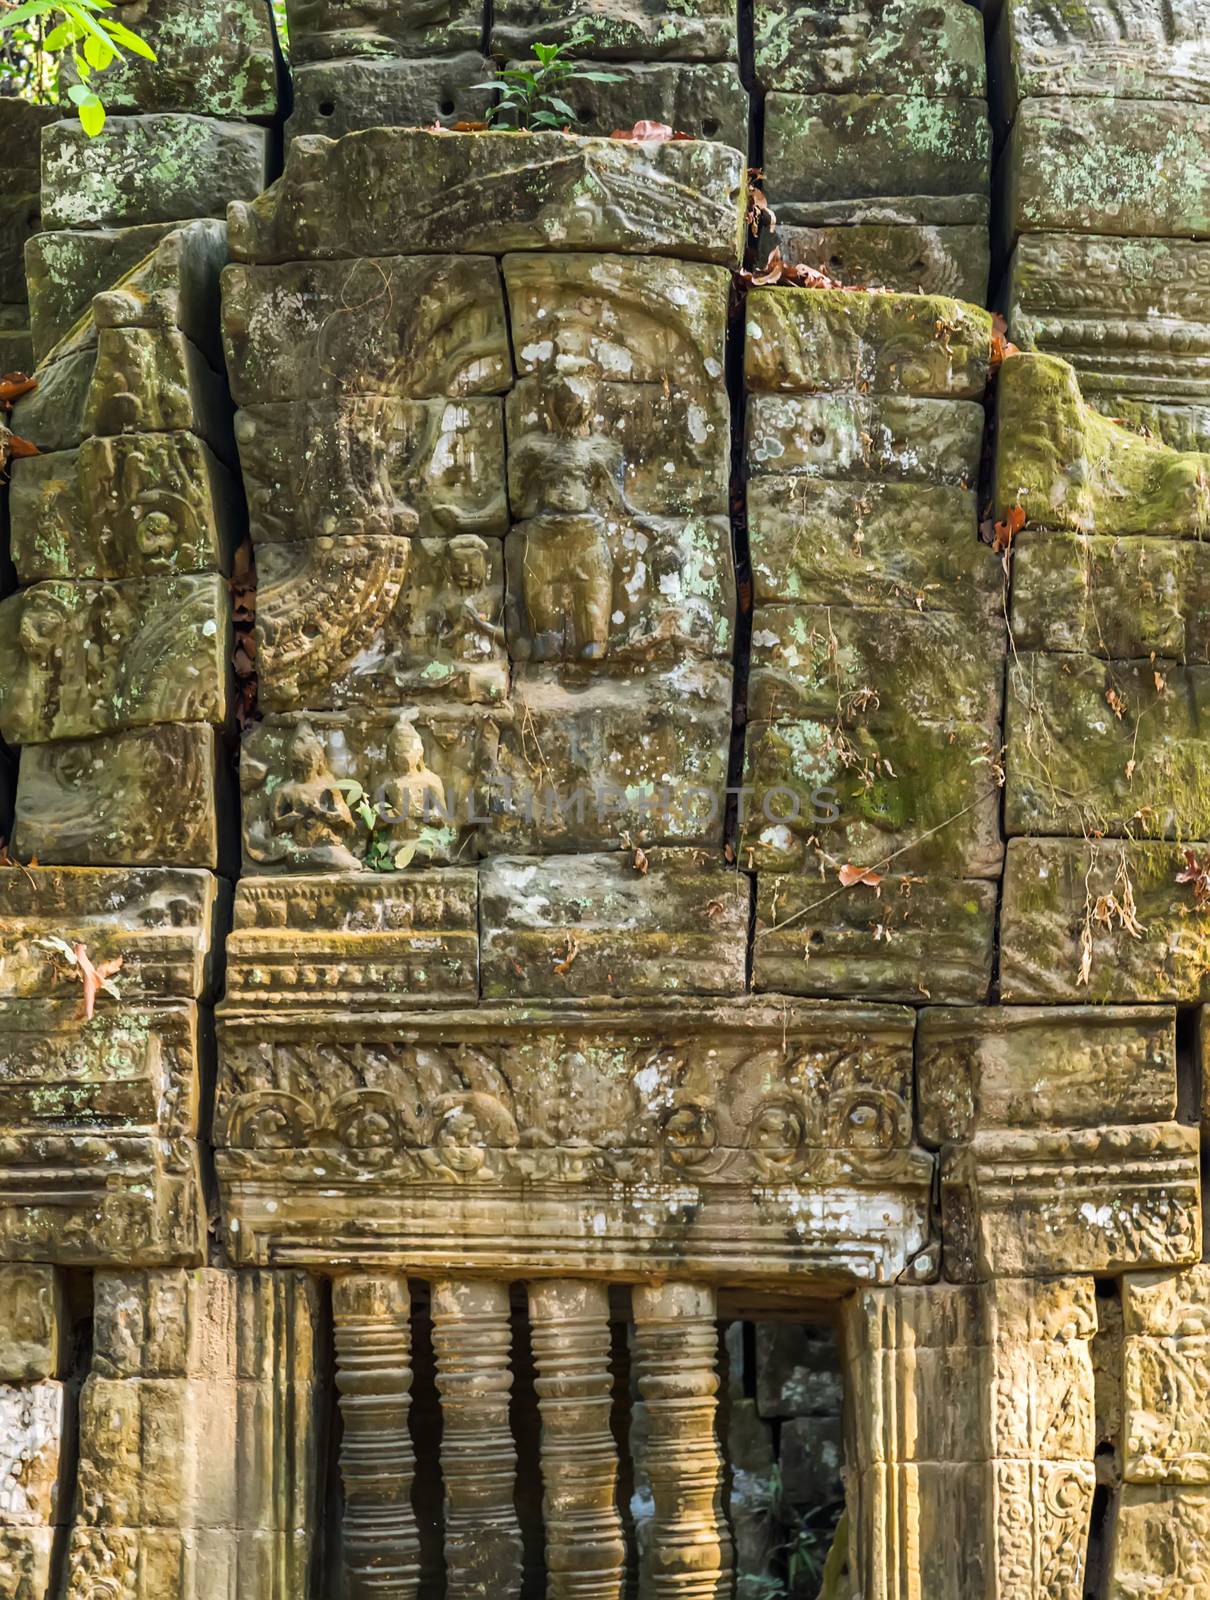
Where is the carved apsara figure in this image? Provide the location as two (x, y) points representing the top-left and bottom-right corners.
(268, 720), (360, 870)
(376, 717), (447, 834)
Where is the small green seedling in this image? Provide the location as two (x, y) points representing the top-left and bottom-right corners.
(475, 26), (624, 132)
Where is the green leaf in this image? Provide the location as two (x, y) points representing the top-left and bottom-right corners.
(393, 841), (418, 871)
(77, 91), (105, 135)
(0, 2), (61, 32)
(571, 69), (627, 82)
(355, 799), (376, 829)
(100, 17), (155, 58)
(83, 28), (114, 67)
(335, 778), (364, 804)
(66, 80), (91, 102)
(71, 49), (91, 79)
(544, 95), (578, 120)
(61, 1), (120, 55)
(44, 19), (81, 49)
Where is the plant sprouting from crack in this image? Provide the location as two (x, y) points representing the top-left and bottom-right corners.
(474, 26), (624, 131)
(335, 778), (419, 873)
(0, 0), (156, 134)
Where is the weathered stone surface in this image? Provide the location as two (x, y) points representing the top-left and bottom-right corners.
(1000, 837), (1210, 1003)
(286, 53), (493, 140)
(506, 515), (733, 665)
(25, 220), (229, 370)
(10, 433), (237, 583)
(1003, 96), (1210, 241)
(0, 1270), (62, 1385)
(538, 59), (749, 144)
(0, 868), (223, 1003)
(1122, 1266), (1210, 1485)
(479, 850), (746, 999)
(234, 396), (507, 545)
(917, 1005), (1176, 1147)
(753, 874), (997, 1003)
(241, 708), (498, 872)
(743, 716), (1004, 878)
(0, 1382), (64, 1527)
(0, 575), (230, 746)
(484, 666), (732, 852)
(745, 285), (992, 398)
(59, 0), (279, 117)
(490, 0), (736, 59)
(0, 999), (205, 1266)
(0, 100), (56, 196)
(508, 377), (730, 518)
(42, 116), (269, 232)
(1005, 233), (1210, 448)
(1006, 650), (1210, 839)
(921, 1008), (1198, 1278)
(0, 1528), (54, 1599)
(748, 478), (995, 614)
(764, 92), (990, 224)
(256, 535), (508, 710)
(755, 0), (984, 96)
(748, 392), (984, 484)
(506, 250), (728, 386)
(221, 254), (512, 406)
(771, 219), (990, 300)
(779, 1415), (845, 1506)
(11, 324), (232, 460)
(225, 871), (479, 1009)
(1108, 1485), (1210, 1600)
(996, 0), (1210, 110)
(215, 999), (934, 1278)
(284, 0), (485, 62)
(748, 605), (1000, 726)
(227, 129), (747, 267)
(12, 724), (227, 871)
(1011, 532), (1210, 661)
(66, 1269), (322, 1598)
(995, 352), (1210, 534)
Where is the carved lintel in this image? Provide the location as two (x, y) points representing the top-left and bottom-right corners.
(528, 1280), (625, 1600)
(631, 1282), (732, 1599)
(333, 1274), (420, 1599)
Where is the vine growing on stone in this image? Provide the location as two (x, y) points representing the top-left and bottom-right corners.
(0, 0), (155, 134)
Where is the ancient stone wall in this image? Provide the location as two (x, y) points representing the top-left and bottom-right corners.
(1, 2), (1209, 1597)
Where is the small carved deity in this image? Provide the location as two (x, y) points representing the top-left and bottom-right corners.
(376, 717), (447, 834)
(7, 588), (71, 735)
(439, 534), (504, 659)
(268, 721), (360, 870)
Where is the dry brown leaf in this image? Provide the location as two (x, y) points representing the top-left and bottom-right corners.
(633, 846), (649, 876)
(74, 943), (124, 1021)
(610, 120), (691, 142)
(838, 863), (883, 890)
(552, 933), (579, 975)
(989, 313), (1020, 373)
(0, 372), (37, 405)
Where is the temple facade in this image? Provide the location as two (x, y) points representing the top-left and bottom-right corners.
(2, 3), (1210, 1596)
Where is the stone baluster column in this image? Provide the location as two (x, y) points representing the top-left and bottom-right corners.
(631, 1283), (731, 1600)
(333, 1274), (420, 1599)
(430, 1278), (522, 1599)
(528, 1280), (626, 1600)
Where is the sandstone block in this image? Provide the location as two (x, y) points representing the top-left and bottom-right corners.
(42, 116), (269, 232)
(772, 219), (989, 300)
(1107, 1485), (1210, 1600)
(764, 92), (990, 225)
(233, 396), (508, 545)
(755, 0), (984, 96)
(224, 871), (479, 1009)
(0, 1383), (64, 1528)
(12, 724), (228, 871)
(286, 53), (493, 140)
(753, 873), (997, 1003)
(490, 0), (736, 60)
(284, 0), (484, 62)
(745, 286), (992, 398)
(227, 129), (747, 267)
(0, 1271), (62, 1385)
(479, 850), (747, 999)
(0, 575), (230, 746)
(748, 392), (983, 485)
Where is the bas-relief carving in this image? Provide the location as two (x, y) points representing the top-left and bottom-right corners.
(0, 575), (230, 747)
(213, 1001), (933, 1277)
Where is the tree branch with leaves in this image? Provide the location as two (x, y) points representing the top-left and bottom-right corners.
(0, 0), (155, 134)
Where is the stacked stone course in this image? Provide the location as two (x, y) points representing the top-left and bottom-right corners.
(2, 2), (1210, 1597)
